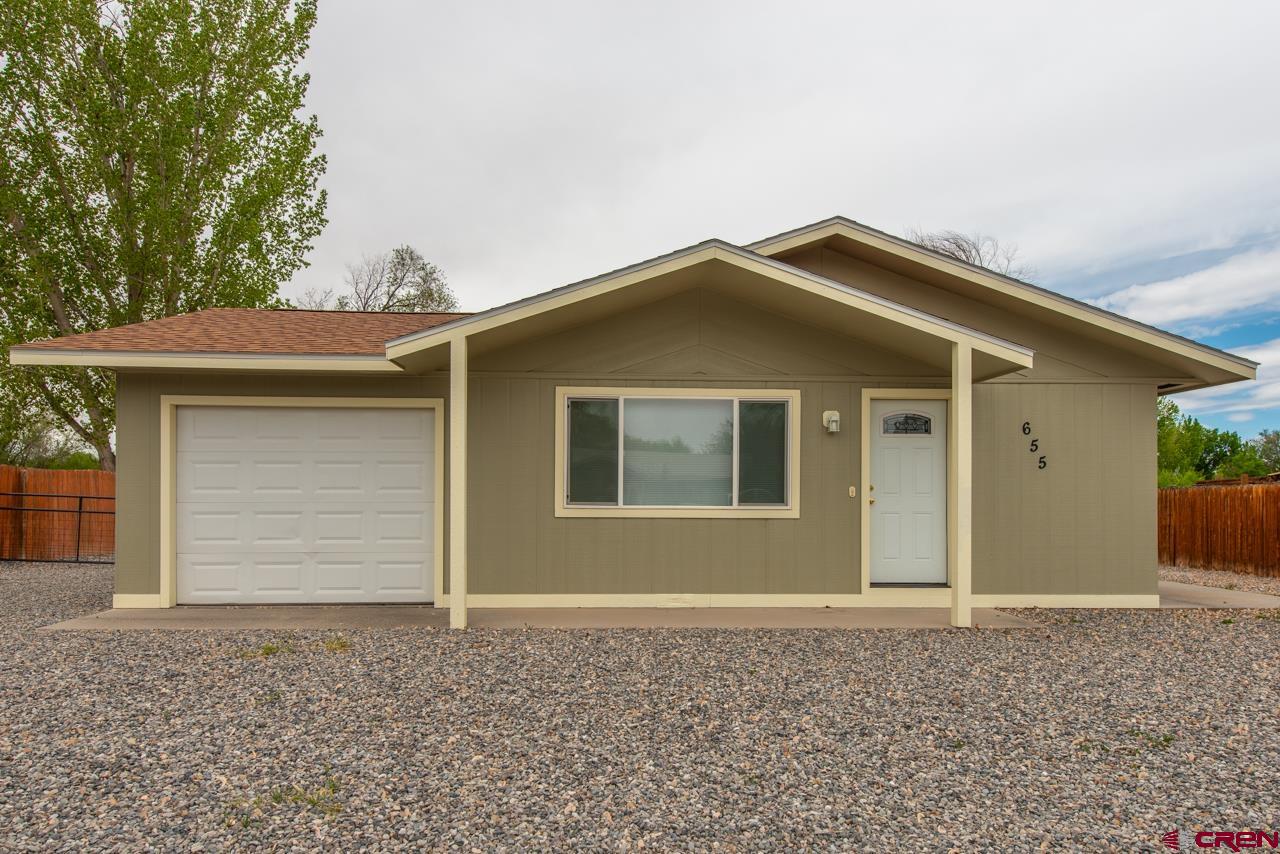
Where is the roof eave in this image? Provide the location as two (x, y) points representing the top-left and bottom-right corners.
(747, 215), (1258, 380)
(385, 239), (1034, 370)
(7, 348), (404, 373)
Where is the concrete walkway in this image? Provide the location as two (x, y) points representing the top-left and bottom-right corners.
(41, 581), (1280, 632)
(42, 605), (1034, 631)
(1158, 580), (1280, 609)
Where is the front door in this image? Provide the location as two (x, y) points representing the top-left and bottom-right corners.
(869, 398), (947, 584)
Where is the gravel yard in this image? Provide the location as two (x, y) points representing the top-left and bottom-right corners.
(1, 562), (1278, 850)
(1161, 564), (1280, 598)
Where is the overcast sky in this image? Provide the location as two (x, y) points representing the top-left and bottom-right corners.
(287, 1), (1280, 432)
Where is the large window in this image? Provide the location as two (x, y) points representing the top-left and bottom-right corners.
(558, 388), (799, 517)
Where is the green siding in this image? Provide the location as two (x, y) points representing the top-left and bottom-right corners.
(972, 383), (1157, 595)
(111, 287), (1160, 598)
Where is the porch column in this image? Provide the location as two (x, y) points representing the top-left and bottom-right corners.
(950, 341), (973, 627)
(449, 336), (468, 629)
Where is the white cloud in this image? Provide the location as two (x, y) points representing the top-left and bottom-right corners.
(1090, 247), (1280, 328)
(284, 0), (1280, 312)
(1178, 338), (1280, 419)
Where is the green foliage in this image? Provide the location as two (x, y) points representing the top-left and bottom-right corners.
(0, 389), (97, 468)
(1156, 398), (1273, 484)
(0, 0), (328, 469)
(1256, 429), (1280, 471)
(1157, 468), (1201, 488)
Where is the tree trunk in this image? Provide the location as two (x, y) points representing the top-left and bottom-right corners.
(96, 440), (116, 472)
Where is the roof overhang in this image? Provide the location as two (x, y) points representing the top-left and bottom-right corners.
(748, 217), (1257, 391)
(7, 349), (404, 373)
(385, 240), (1034, 378)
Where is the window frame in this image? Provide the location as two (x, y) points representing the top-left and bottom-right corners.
(554, 386), (801, 519)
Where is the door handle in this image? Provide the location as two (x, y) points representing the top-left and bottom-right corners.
(868, 497), (876, 505)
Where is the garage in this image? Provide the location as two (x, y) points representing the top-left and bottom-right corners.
(175, 403), (437, 604)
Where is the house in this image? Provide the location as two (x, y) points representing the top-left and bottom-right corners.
(9, 217), (1256, 627)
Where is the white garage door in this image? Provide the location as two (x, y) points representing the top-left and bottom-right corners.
(176, 405), (435, 604)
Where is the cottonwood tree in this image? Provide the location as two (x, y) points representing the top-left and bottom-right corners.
(0, 0), (328, 469)
(908, 228), (1034, 280)
(302, 245), (459, 312)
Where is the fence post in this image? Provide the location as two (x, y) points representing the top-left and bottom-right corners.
(74, 495), (83, 563)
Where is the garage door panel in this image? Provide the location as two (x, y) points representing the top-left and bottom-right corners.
(177, 453), (430, 503)
(178, 552), (432, 603)
(176, 405), (434, 604)
(178, 504), (434, 552)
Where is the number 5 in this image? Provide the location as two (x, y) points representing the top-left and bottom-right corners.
(1038, 456), (1047, 469)
(1029, 439), (1039, 453)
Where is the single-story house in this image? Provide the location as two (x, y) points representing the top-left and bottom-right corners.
(10, 217), (1256, 627)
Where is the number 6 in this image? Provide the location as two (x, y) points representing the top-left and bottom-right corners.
(1022, 421), (1031, 435)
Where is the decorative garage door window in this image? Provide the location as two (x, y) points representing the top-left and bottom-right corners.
(882, 412), (932, 435)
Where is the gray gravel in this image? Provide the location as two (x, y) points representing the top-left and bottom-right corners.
(1161, 564), (1280, 598)
(1, 561), (1278, 850)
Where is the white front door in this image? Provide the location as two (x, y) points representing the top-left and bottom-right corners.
(869, 398), (947, 584)
(175, 405), (435, 604)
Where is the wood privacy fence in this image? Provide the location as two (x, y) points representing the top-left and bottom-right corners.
(1158, 483), (1280, 578)
(0, 465), (115, 563)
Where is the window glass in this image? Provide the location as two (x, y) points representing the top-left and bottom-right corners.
(622, 398), (733, 506)
(882, 412), (932, 435)
(567, 399), (619, 504)
(738, 401), (787, 504)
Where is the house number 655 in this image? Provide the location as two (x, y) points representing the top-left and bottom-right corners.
(1022, 421), (1046, 470)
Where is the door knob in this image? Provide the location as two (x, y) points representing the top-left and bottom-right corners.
(869, 497), (876, 505)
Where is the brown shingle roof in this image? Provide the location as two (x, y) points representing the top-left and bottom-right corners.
(12, 308), (469, 356)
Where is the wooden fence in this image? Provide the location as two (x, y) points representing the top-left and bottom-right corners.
(1158, 483), (1280, 578)
(0, 465), (115, 562)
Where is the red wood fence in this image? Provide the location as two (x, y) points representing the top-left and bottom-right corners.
(1158, 483), (1280, 578)
(0, 465), (115, 562)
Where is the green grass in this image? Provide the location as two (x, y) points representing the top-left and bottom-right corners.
(323, 635), (351, 652)
(1126, 728), (1176, 751)
(225, 777), (343, 827)
(236, 640), (296, 659)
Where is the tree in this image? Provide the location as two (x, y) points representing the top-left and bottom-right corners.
(1155, 397), (1270, 484)
(1255, 429), (1280, 472)
(908, 229), (1034, 280)
(301, 245), (458, 312)
(0, 0), (328, 469)
(0, 386), (96, 469)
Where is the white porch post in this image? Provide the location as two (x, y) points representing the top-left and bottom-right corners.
(950, 341), (973, 627)
(449, 336), (468, 629)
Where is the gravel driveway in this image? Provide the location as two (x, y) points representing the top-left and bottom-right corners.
(1, 561), (1278, 850)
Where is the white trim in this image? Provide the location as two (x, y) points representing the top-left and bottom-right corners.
(859, 388), (952, 595)
(441, 591), (951, 608)
(436, 590), (1158, 609)
(448, 337), (468, 629)
(385, 243), (1034, 367)
(950, 341), (974, 628)
(970, 594), (1160, 609)
(156, 395), (445, 610)
(747, 217), (1256, 380)
(9, 350), (404, 372)
(113, 593), (163, 608)
(554, 386), (802, 519)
